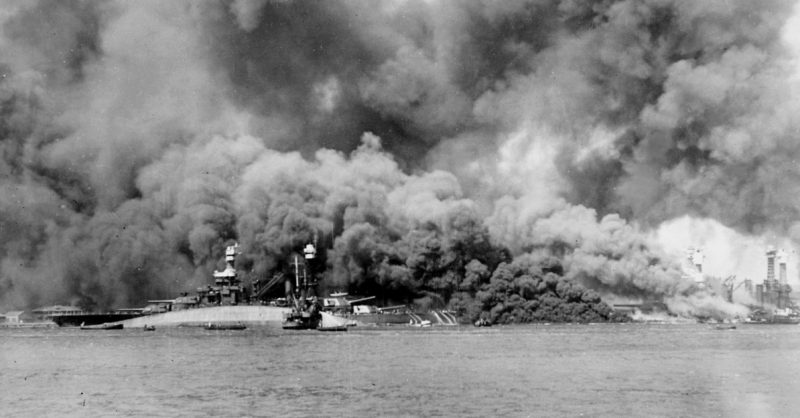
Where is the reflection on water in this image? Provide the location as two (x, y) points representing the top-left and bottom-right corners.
(2, 324), (800, 417)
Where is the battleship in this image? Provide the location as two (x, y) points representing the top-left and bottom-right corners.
(43, 244), (285, 328)
(279, 241), (458, 329)
(46, 240), (458, 329)
(726, 248), (800, 325)
(281, 242), (325, 330)
(118, 243), (292, 328)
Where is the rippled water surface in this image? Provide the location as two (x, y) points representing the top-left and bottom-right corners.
(3, 323), (800, 417)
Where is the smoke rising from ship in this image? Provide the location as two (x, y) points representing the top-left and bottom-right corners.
(1, 0), (798, 319)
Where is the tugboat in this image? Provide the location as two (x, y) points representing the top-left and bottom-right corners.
(204, 322), (247, 330)
(282, 242), (322, 330)
(80, 322), (123, 330)
(474, 317), (492, 327)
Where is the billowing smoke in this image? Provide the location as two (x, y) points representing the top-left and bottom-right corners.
(1, 0), (798, 321)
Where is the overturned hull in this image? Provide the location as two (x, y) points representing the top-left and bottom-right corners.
(118, 306), (292, 328)
(53, 313), (144, 327)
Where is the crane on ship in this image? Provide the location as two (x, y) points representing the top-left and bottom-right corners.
(252, 236), (322, 303)
(723, 275), (745, 303)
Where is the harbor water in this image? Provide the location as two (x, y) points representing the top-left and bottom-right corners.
(3, 323), (800, 417)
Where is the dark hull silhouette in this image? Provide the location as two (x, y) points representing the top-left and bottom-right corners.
(53, 313), (143, 327)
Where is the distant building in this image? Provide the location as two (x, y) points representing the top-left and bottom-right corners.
(3, 311), (25, 324)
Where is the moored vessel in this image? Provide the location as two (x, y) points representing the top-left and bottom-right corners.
(120, 243), (291, 328)
(281, 242), (322, 330)
(52, 311), (144, 327)
(474, 317), (492, 327)
(770, 315), (800, 324)
(745, 308), (800, 325)
(205, 322), (247, 330)
(80, 322), (124, 330)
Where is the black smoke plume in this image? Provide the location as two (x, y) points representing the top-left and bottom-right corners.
(1, 1), (796, 321)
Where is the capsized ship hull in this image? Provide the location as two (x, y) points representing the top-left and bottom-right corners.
(52, 312), (144, 327)
(118, 306), (292, 328)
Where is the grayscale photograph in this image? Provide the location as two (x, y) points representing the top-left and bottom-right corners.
(1, 0), (799, 416)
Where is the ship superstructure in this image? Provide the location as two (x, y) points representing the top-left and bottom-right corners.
(281, 241), (323, 330)
(145, 243), (246, 313)
(205, 243), (245, 305)
(732, 246), (799, 324)
(752, 247), (792, 309)
(682, 247), (707, 289)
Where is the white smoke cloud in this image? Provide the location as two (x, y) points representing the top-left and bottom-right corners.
(655, 216), (800, 287)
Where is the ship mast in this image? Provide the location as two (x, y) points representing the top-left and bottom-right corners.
(282, 239), (322, 330)
(294, 256), (300, 290)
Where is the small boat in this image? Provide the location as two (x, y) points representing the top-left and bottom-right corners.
(317, 325), (348, 332)
(204, 322), (246, 330)
(474, 318), (492, 327)
(282, 315), (318, 330)
(143, 325), (156, 331)
(714, 324), (736, 330)
(80, 322), (123, 330)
